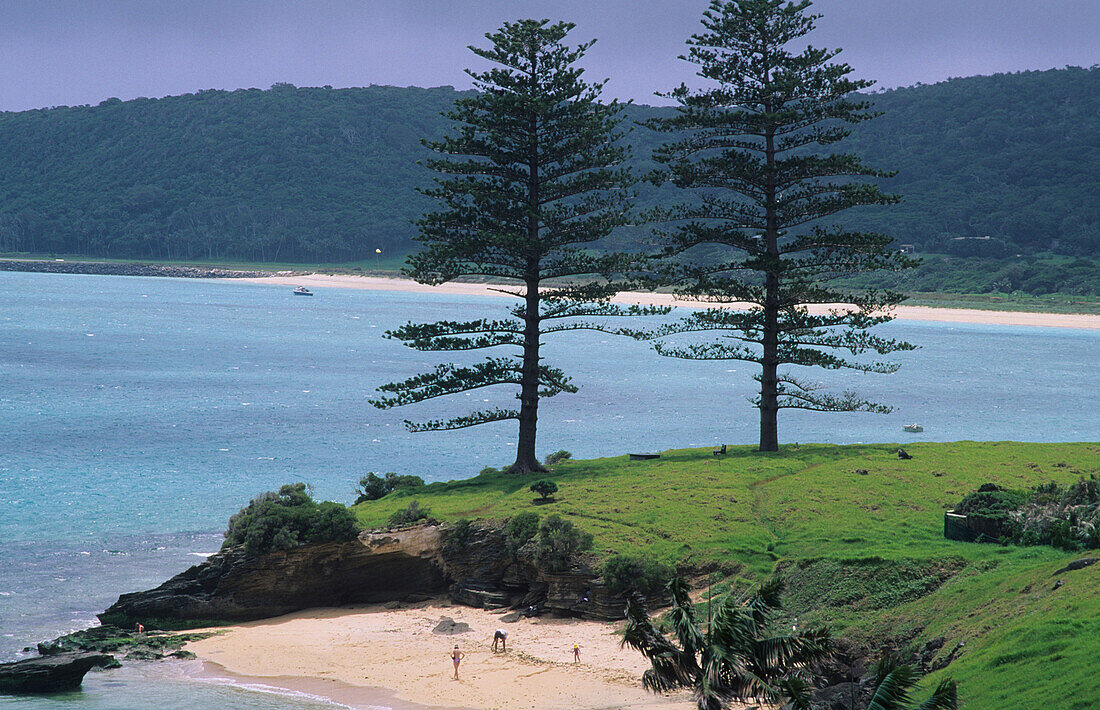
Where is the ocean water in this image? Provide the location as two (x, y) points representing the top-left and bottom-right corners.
(1, 271), (1098, 708)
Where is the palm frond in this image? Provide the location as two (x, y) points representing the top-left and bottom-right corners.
(914, 678), (958, 710)
(866, 656), (917, 710)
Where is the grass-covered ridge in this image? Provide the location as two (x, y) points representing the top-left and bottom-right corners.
(353, 442), (1100, 708)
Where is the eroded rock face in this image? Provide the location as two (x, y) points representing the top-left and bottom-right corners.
(0, 652), (116, 693)
(99, 522), (657, 627)
(100, 528), (447, 626)
(440, 523), (666, 621)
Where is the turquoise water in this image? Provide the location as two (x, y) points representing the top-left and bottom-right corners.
(1, 271), (1098, 708)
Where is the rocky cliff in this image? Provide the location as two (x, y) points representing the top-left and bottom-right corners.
(100, 527), (447, 626)
(101, 523), (660, 627)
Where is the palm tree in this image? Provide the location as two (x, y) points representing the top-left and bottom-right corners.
(622, 576), (831, 710)
(862, 654), (957, 710)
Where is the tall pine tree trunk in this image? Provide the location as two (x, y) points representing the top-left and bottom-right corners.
(759, 120), (780, 452)
(512, 86), (546, 474)
(513, 275), (544, 473)
(759, 270), (780, 452)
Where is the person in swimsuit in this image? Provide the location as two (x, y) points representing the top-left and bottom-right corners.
(573, 643), (580, 663)
(492, 629), (508, 652)
(451, 645), (465, 679)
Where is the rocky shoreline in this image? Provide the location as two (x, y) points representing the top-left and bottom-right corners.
(5, 522), (654, 694)
(99, 523), (664, 628)
(0, 259), (274, 279)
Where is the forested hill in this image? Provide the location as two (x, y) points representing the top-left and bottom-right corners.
(0, 83), (462, 262)
(0, 67), (1096, 263)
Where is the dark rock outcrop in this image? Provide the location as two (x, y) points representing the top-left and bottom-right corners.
(0, 652), (115, 693)
(35, 625), (209, 663)
(1054, 557), (1098, 575)
(441, 523), (667, 621)
(100, 527), (447, 626)
(101, 522), (664, 628)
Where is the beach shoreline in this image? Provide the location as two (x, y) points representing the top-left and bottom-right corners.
(186, 601), (699, 710)
(231, 273), (1100, 330)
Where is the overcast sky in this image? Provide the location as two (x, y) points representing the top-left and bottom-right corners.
(1, 0), (1097, 112)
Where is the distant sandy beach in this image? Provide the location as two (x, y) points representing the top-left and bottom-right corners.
(187, 601), (698, 710)
(234, 273), (1100, 330)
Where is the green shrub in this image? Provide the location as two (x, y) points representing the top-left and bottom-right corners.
(955, 486), (1026, 522)
(223, 483), (359, 556)
(443, 518), (475, 555)
(530, 479), (558, 501)
(544, 450), (572, 465)
(355, 473), (390, 503)
(535, 514), (593, 573)
(387, 500), (435, 528)
(956, 477), (1100, 551)
(354, 472), (425, 504)
(504, 511), (540, 557)
(602, 554), (675, 597)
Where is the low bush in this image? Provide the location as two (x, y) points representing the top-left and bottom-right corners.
(442, 518), (475, 555)
(602, 554), (675, 597)
(223, 483), (359, 556)
(504, 511), (540, 557)
(354, 472), (425, 504)
(955, 477), (1100, 551)
(530, 479), (558, 501)
(544, 450), (572, 465)
(535, 514), (593, 573)
(387, 500), (436, 528)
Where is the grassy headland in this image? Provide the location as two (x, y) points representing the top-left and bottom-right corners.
(353, 441), (1100, 708)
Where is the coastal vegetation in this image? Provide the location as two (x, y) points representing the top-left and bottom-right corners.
(351, 441), (1100, 707)
(369, 19), (667, 473)
(953, 477), (1100, 551)
(354, 472), (425, 503)
(223, 483), (359, 556)
(623, 575), (834, 709)
(633, 0), (915, 451)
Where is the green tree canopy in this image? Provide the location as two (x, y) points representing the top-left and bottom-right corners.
(370, 19), (666, 473)
(638, 0), (916, 451)
(223, 483), (359, 556)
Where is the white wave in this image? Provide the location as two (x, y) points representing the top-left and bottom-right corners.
(197, 675), (389, 710)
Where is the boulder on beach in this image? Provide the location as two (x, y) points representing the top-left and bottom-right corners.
(432, 616), (470, 635)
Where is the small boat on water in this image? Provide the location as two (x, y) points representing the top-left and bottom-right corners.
(903, 424), (924, 433)
(293, 286), (313, 296)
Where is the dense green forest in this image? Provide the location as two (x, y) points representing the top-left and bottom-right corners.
(0, 67), (1096, 269)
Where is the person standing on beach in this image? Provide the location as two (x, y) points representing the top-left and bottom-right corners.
(573, 643), (580, 663)
(450, 645), (465, 680)
(492, 629), (508, 652)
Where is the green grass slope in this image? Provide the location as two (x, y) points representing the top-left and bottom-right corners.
(353, 441), (1100, 708)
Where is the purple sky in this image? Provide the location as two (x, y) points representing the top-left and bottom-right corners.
(2, 0), (1097, 112)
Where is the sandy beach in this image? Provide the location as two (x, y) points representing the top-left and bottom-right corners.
(187, 601), (699, 710)
(235, 273), (1100, 330)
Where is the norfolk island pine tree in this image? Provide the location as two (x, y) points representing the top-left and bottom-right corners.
(370, 19), (667, 474)
(633, 0), (916, 451)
